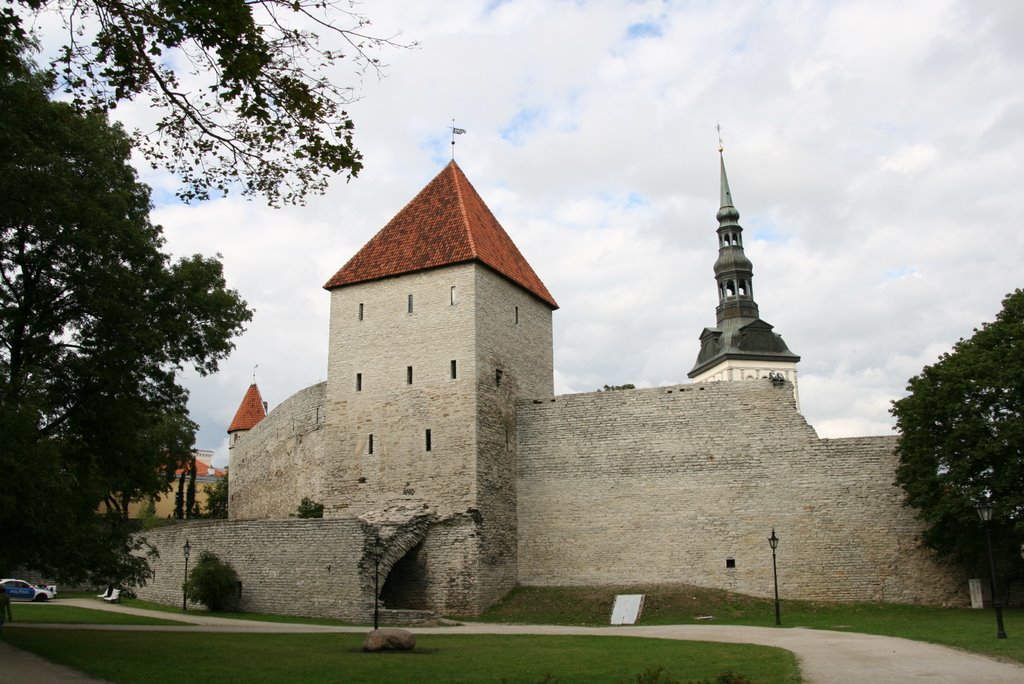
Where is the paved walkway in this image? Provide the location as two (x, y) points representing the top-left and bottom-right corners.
(2, 599), (1022, 683)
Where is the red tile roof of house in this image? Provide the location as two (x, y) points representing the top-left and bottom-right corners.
(173, 460), (225, 479)
(227, 383), (267, 433)
(323, 161), (558, 309)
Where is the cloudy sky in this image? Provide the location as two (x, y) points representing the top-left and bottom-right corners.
(50, 1), (1024, 465)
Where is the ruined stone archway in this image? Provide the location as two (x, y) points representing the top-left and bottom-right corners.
(380, 540), (429, 609)
(359, 506), (436, 618)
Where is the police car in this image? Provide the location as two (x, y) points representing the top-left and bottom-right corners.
(1, 578), (57, 601)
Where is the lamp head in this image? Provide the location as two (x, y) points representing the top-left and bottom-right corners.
(975, 501), (993, 523)
(183, 539), (191, 559)
(768, 528), (779, 550)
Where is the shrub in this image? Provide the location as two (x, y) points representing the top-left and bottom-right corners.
(296, 496), (324, 518)
(184, 551), (239, 611)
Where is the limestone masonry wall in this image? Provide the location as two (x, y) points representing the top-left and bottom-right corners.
(229, 382), (327, 520)
(137, 518), (370, 620)
(323, 264), (479, 516)
(472, 265), (554, 609)
(516, 380), (962, 605)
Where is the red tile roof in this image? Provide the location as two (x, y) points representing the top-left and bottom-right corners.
(227, 383), (267, 433)
(173, 460), (225, 479)
(323, 161), (558, 308)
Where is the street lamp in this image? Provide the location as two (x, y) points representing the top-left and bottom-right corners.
(371, 535), (384, 630)
(768, 528), (781, 626)
(182, 539), (191, 612)
(975, 502), (1007, 639)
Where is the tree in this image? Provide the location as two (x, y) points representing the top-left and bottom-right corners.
(600, 384), (636, 391)
(892, 289), (1024, 572)
(184, 550), (238, 611)
(0, 42), (252, 585)
(296, 496), (324, 519)
(2, 1), (410, 205)
(205, 470), (228, 519)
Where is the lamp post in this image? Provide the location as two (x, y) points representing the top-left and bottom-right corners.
(768, 528), (781, 626)
(371, 535), (384, 630)
(975, 503), (1007, 639)
(182, 539), (191, 612)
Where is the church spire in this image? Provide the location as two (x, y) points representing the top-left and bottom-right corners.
(689, 143), (800, 392)
(718, 148), (737, 217)
(712, 148), (758, 324)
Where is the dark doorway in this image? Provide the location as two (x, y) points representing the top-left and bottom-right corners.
(379, 541), (430, 610)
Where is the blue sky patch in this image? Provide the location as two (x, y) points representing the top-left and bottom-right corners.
(500, 107), (546, 145)
(626, 21), (663, 39)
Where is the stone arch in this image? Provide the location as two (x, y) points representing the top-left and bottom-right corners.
(359, 509), (435, 615)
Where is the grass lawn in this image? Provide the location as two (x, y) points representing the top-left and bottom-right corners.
(58, 593), (362, 627)
(1, 630), (799, 684)
(468, 585), (1024, 664)
(8, 603), (187, 626)
(13, 584), (1020, 682)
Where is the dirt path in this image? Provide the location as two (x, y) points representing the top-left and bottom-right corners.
(3, 599), (1021, 683)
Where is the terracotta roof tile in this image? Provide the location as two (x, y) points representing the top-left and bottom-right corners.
(323, 161), (557, 308)
(227, 383), (267, 433)
(173, 461), (225, 479)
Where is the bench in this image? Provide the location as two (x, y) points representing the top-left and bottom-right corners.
(102, 588), (121, 603)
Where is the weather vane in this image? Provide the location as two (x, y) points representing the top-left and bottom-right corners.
(450, 119), (466, 160)
(253, 362), (258, 384)
(716, 122), (724, 152)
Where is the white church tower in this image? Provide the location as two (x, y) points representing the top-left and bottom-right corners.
(688, 146), (801, 406)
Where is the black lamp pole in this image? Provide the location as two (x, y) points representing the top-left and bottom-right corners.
(768, 528), (781, 626)
(182, 539), (191, 612)
(372, 535), (383, 630)
(976, 503), (1007, 639)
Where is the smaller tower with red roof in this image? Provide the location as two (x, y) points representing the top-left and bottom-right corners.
(227, 382), (267, 447)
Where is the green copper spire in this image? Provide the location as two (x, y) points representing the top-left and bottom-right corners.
(716, 149), (740, 225)
(689, 143), (800, 379)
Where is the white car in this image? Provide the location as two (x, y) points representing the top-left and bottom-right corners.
(1, 578), (57, 601)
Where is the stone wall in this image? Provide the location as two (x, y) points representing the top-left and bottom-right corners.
(136, 512), (486, 619)
(320, 262), (554, 613)
(473, 265), (554, 609)
(323, 264), (479, 516)
(515, 380), (963, 605)
(136, 518), (370, 620)
(229, 382), (327, 520)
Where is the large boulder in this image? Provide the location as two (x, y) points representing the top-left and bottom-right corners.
(362, 628), (416, 652)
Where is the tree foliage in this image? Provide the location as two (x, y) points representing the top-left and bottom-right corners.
(205, 470), (229, 519)
(184, 550), (238, 611)
(296, 496), (324, 519)
(600, 384), (636, 391)
(0, 42), (252, 584)
(892, 289), (1024, 571)
(2, 0), (410, 205)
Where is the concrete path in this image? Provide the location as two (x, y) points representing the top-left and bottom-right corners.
(3, 599), (1022, 684)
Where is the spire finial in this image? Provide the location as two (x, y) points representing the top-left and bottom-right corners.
(450, 119), (466, 160)
(716, 125), (739, 223)
(252, 362), (258, 384)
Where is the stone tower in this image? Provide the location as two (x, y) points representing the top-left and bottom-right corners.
(688, 148), (800, 404)
(322, 161), (557, 612)
(226, 382), (267, 448)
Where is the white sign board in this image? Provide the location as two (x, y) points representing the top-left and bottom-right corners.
(610, 594), (645, 625)
(969, 578), (984, 609)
